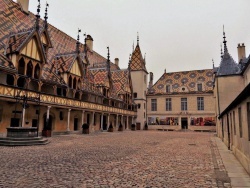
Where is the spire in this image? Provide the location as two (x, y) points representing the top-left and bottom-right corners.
(83, 33), (87, 54)
(137, 32), (139, 45)
(35, 0), (41, 31)
(128, 54), (131, 70)
(107, 46), (110, 71)
(76, 29), (81, 53)
(223, 25), (228, 53)
(212, 59), (214, 69)
(44, 2), (49, 30)
(144, 53), (146, 65)
(132, 41), (134, 53)
(164, 69), (166, 73)
(220, 43), (223, 59)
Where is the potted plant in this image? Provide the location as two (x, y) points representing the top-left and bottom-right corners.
(82, 123), (89, 134)
(131, 124), (136, 131)
(108, 123), (113, 132)
(118, 123), (123, 131)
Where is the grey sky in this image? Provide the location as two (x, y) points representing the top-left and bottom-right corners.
(24, 0), (250, 82)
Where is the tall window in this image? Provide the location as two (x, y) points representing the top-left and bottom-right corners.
(247, 103), (250, 141)
(238, 107), (242, 138)
(151, 99), (157, 111)
(133, 93), (137, 98)
(197, 83), (202, 91)
(166, 98), (172, 111)
(233, 111), (236, 135)
(138, 103), (141, 109)
(197, 97), (204, 110)
(181, 98), (187, 111)
(166, 85), (170, 93)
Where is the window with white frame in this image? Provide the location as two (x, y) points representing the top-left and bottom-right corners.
(151, 99), (157, 111)
(197, 97), (204, 110)
(166, 98), (172, 111)
(197, 83), (202, 91)
(181, 98), (187, 111)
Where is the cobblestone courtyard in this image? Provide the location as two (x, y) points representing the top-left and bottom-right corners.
(0, 131), (230, 188)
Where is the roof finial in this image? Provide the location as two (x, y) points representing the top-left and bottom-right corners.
(44, 2), (49, 29)
(137, 32), (139, 45)
(107, 46), (110, 70)
(76, 29), (81, 53)
(128, 54), (131, 70)
(132, 41), (134, 52)
(144, 53), (146, 65)
(223, 25), (228, 53)
(164, 68), (166, 73)
(212, 59), (214, 68)
(83, 33), (87, 53)
(220, 43), (223, 59)
(35, 0), (41, 31)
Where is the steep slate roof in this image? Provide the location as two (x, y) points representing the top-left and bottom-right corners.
(217, 52), (240, 76)
(148, 69), (214, 94)
(129, 44), (147, 72)
(217, 31), (240, 76)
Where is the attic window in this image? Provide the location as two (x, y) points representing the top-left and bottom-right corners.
(182, 87), (185, 91)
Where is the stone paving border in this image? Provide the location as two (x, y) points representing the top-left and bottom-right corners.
(210, 137), (231, 188)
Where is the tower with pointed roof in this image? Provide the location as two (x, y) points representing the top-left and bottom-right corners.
(214, 28), (245, 138)
(129, 34), (148, 129)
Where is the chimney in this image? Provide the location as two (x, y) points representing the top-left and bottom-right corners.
(237, 43), (246, 62)
(114, 58), (119, 66)
(17, 0), (29, 14)
(86, 35), (93, 52)
(148, 72), (154, 88)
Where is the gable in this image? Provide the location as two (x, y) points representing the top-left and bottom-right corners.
(70, 59), (82, 77)
(41, 33), (48, 45)
(20, 37), (41, 61)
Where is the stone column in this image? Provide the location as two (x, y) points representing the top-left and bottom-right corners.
(107, 114), (110, 130)
(91, 112), (95, 132)
(67, 109), (71, 132)
(44, 106), (51, 129)
(116, 114), (119, 130)
(121, 115), (124, 129)
(101, 113), (103, 130)
(81, 110), (85, 125)
(126, 116), (129, 130)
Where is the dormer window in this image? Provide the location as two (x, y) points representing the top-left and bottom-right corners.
(166, 85), (171, 93)
(197, 83), (202, 91)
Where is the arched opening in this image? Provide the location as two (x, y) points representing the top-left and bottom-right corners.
(17, 77), (26, 88)
(34, 64), (40, 79)
(29, 80), (39, 91)
(73, 77), (77, 89)
(6, 74), (14, 85)
(26, 61), (33, 77)
(41, 84), (54, 94)
(77, 79), (81, 90)
(43, 114), (53, 130)
(68, 76), (72, 88)
(18, 58), (25, 75)
(75, 91), (80, 99)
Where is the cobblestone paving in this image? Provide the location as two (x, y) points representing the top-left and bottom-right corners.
(0, 131), (230, 188)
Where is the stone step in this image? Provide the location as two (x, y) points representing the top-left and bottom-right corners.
(0, 137), (49, 146)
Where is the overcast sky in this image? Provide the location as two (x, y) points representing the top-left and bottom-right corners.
(23, 0), (250, 82)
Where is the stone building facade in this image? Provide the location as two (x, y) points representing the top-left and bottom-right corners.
(147, 69), (216, 131)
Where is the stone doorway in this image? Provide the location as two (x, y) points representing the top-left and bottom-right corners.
(181, 118), (188, 129)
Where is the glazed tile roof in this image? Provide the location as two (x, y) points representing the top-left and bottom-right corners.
(148, 69), (214, 94)
(0, 53), (16, 72)
(0, 0), (124, 92)
(111, 69), (131, 94)
(129, 44), (147, 72)
(89, 68), (110, 86)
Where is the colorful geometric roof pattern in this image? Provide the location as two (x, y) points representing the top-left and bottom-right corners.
(148, 69), (214, 94)
(5, 29), (32, 54)
(0, 53), (16, 72)
(89, 69), (110, 86)
(130, 44), (147, 72)
(0, 0), (125, 92)
(111, 69), (131, 94)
